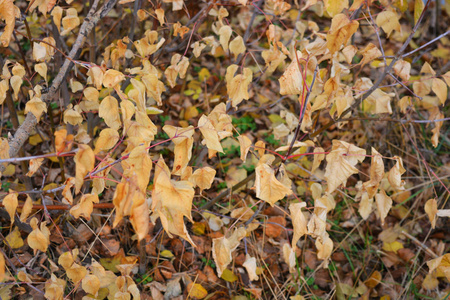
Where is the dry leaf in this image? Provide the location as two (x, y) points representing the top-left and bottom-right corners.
(82, 274), (100, 297)
(27, 217), (50, 252)
(424, 198), (437, 229)
(212, 227), (246, 277)
(225, 64), (253, 107)
(163, 125), (194, 175)
(61, 8), (80, 36)
(3, 191), (18, 224)
(375, 190), (392, 225)
(376, 10), (401, 37)
(74, 144), (95, 193)
(326, 14), (359, 54)
(190, 167), (216, 191)
(27, 158), (44, 176)
(70, 193), (99, 221)
(243, 254), (259, 281)
(289, 202), (308, 251)
(94, 128), (120, 154)
(198, 115), (223, 153)
(254, 156), (291, 206)
(279, 51), (304, 95)
(0, 0), (16, 47)
(237, 135), (252, 162)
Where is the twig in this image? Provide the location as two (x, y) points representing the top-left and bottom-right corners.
(402, 30), (450, 58)
(1, 0), (118, 173)
(0, 150), (78, 164)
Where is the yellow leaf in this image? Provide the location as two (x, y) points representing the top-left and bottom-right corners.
(0, 80), (9, 105)
(61, 8), (80, 36)
(70, 193), (99, 220)
(221, 268), (238, 282)
(54, 128), (74, 153)
(198, 115), (223, 153)
(74, 144), (95, 193)
(364, 270), (382, 288)
(219, 25), (232, 52)
(382, 240), (403, 253)
(160, 250), (174, 258)
(3, 192), (18, 225)
(44, 274), (66, 300)
(316, 235), (333, 266)
(26, 158), (44, 176)
(99, 95), (121, 130)
(376, 10), (401, 38)
(63, 104), (83, 125)
(225, 65), (253, 107)
(279, 51), (304, 95)
(190, 167), (216, 191)
(155, 8), (165, 25)
(289, 202), (308, 251)
(375, 190), (392, 226)
(20, 195), (33, 222)
(87, 66), (104, 90)
(0, 0), (16, 47)
(393, 60), (411, 81)
(163, 125), (195, 175)
(326, 14), (359, 54)
(212, 227), (246, 277)
(324, 0), (348, 17)
(359, 43), (382, 67)
(66, 263), (87, 283)
(414, 0), (424, 25)
(82, 274), (100, 297)
(51, 6), (62, 33)
(424, 198), (437, 229)
(152, 163), (196, 246)
(5, 226), (24, 249)
(243, 254), (259, 281)
(359, 191), (373, 220)
(324, 151), (358, 193)
(387, 156), (405, 191)
(254, 155), (291, 206)
(237, 135), (252, 162)
(188, 282), (208, 299)
(442, 71), (450, 87)
(229, 35), (246, 59)
(94, 128), (120, 154)
(422, 272), (439, 290)
(27, 217), (50, 252)
(102, 69), (125, 89)
(34, 63), (47, 85)
(25, 96), (47, 120)
(431, 78), (447, 105)
(0, 253), (5, 283)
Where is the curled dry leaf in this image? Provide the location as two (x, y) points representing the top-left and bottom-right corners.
(20, 195), (33, 222)
(326, 14), (359, 55)
(254, 156), (291, 206)
(27, 158), (44, 176)
(99, 96), (121, 130)
(376, 10), (401, 37)
(163, 125), (195, 175)
(82, 274), (100, 297)
(243, 254), (259, 281)
(27, 217), (50, 252)
(289, 202), (308, 251)
(94, 128), (120, 154)
(424, 198), (437, 229)
(190, 167), (216, 191)
(3, 191), (18, 225)
(74, 144), (95, 193)
(237, 135), (252, 162)
(387, 156), (406, 191)
(375, 190), (392, 225)
(212, 227), (246, 277)
(279, 51), (304, 95)
(70, 193), (99, 221)
(198, 115), (223, 153)
(0, 0), (17, 47)
(61, 8), (80, 36)
(226, 64), (253, 107)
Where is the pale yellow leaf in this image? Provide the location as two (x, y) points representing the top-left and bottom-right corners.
(424, 198), (437, 229)
(74, 144), (95, 193)
(375, 190), (392, 225)
(376, 10), (401, 37)
(212, 227), (246, 277)
(190, 167), (216, 191)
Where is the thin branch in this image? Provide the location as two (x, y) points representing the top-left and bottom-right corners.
(402, 30), (450, 58)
